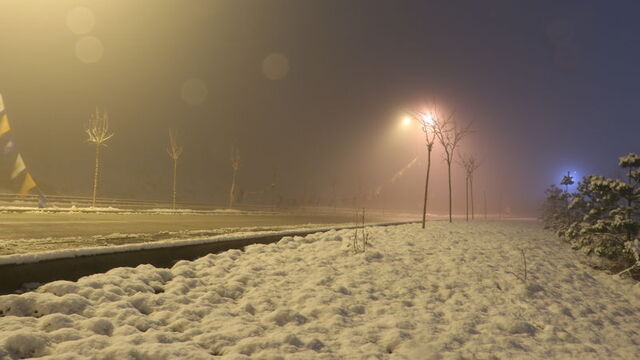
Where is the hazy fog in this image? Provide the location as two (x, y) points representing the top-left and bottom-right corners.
(0, 0), (638, 215)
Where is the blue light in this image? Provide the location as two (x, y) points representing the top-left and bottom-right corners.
(556, 169), (580, 191)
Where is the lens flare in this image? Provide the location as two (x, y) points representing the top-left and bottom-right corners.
(180, 78), (208, 106)
(262, 53), (289, 80)
(66, 7), (96, 35)
(75, 36), (104, 63)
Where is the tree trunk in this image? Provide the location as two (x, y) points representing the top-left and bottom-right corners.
(332, 183), (336, 213)
(470, 175), (475, 220)
(422, 147), (432, 229)
(229, 170), (237, 209)
(447, 160), (452, 223)
(483, 190), (487, 220)
(270, 184), (275, 212)
(498, 184), (503, 220)
(465, 176), (469, 222)
(172, 159), (177, 210)
(92, 144), (100, 207)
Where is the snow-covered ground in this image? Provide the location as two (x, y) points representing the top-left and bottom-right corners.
(1, 221), (639, 359)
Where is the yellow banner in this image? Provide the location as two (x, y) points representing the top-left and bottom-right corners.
(11, 154), (26, 179)
(0, 114), (10, 137)
(20, 173), (36, 195)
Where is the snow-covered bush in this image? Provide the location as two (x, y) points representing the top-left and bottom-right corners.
(540, 184), (571, 233)
(543, 153), (640, 275)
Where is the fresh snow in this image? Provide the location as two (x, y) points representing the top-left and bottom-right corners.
(1, 221), (639, 359)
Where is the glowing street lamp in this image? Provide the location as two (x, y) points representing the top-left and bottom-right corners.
(420, 112), (434, 126)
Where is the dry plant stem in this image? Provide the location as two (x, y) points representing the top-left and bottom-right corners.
(506, 249), (528, 283)
(616, 263), (638, 277)
(522, 249), (527, 281)
(352, 207), (368, 253)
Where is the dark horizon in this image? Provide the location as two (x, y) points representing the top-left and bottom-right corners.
(0, 0), (639, 216)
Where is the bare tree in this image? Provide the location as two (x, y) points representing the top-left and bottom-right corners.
(483, 190), (488, 219)
(331, 177), (337, 212)
(167, 129), (183, 210)
(433, 108), (472, 223)
(409, 110), (438, 229)
(228, 145), (241, 209)
(270, 164), (279, 211)
(458, 153), (481, 221)
(86, 109), (114, 207)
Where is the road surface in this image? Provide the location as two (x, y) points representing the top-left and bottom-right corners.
(0, 210), (411, 255)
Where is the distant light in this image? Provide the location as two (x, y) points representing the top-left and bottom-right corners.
(556, 168), (581, 190)
(66, 7), (96, 35)
(402, 116), (412, 126)
(262, 53), (289, 80)
(180, 78), (208, 106)
(75, 36), (104, 63)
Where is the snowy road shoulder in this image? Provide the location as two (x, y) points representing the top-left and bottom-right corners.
(1, 221), (639, 359)
(0, 223), (376, 266)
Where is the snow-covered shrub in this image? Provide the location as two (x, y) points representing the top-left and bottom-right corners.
(540, 184), (571, 232)
(544, 154), (640, 275)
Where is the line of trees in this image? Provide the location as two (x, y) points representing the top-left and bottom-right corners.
(409, 106), (473, 225)
(541, 153), (640, 277)
(83, 107), (484, 215)
(85, 110), (247, 210)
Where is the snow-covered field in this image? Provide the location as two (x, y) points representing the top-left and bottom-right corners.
(1, 221), (639, 359)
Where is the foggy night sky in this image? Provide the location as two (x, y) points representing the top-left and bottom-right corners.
(0, 0), (639, 215)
